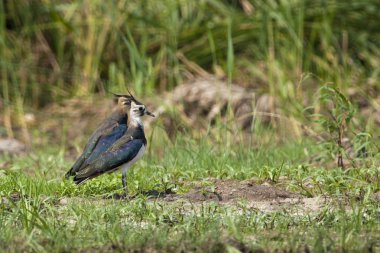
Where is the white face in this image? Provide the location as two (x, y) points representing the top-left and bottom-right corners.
(130, 101), (146, 117)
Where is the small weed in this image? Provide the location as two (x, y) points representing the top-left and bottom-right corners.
(313, 86), (374, 169)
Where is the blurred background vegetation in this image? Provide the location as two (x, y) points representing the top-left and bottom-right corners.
(1, 0), (380, 148)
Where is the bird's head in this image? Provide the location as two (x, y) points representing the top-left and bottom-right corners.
(113, 89), (155, 118)
(130, 100), (155, 118)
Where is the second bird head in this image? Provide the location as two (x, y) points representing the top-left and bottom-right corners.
(113, 94), (133, 108)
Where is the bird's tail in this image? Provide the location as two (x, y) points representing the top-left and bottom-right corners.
(65, 167), (76, 179)
(66, 154), (86, 179)
(73, 176), (88, 185)
(66, 169), (90, 185)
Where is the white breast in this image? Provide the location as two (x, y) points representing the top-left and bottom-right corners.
(121, 144), (146, 174)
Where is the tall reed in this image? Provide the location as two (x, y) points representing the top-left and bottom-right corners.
(0, 0), (379, 133)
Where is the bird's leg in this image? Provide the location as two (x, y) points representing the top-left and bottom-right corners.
(122, 170), (128, 198)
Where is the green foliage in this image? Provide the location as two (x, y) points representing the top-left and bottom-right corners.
(1, 0), (380, 105)
(319, 86), (355, 135)
(2, 0), (380, 143)
(312, 86), (378, 168)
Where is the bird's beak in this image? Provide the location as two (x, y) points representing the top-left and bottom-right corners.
(145, 110), (155, 117)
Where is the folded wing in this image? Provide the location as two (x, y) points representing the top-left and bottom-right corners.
(66, 122), (127, 178)
(73, 139), (144, 184)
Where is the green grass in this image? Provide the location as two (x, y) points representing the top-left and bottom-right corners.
(1, 1), (380, 252)
(1, 136), (379, 252)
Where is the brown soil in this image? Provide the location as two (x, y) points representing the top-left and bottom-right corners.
(156, 179), (327, 214)
(164, 179), (300, 203)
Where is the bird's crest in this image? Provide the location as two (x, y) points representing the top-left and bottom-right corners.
(111, 88), (144, 105)
(111, 88), (154, 116)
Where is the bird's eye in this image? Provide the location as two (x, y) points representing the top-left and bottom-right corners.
(139, 107), (143, 111)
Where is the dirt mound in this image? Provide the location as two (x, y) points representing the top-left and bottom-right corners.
(167, 78), (276, 130)
(0, 138), (27, 155)
(168, 179), (300, 203)
(157, 179), (326, 214)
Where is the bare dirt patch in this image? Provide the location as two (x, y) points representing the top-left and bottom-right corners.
(159, 179), (327, 214)
(164, 179), (300, 202)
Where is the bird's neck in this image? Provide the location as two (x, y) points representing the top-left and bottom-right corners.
(126, 113), (147, 144)
(129, 114), (143, 128)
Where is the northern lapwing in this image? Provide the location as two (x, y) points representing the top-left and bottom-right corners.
(65, 94), (133, 179)
(70, 97), (155, 196)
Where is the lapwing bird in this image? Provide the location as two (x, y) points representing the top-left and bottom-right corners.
(70, 98), (155, 195)
(65, 94), (133, 179)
